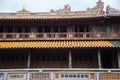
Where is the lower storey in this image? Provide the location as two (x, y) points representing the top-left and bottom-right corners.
(0, 48), (119, 69)
(0, 48), (120, 80)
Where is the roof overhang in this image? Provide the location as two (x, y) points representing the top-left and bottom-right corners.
(0, 40), (118, 49)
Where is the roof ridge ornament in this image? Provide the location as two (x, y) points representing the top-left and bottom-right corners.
(16, 5), (30, 16)
(51, 4), (71, 13)
(86, 0), (104, 14)
(0, 0), (119, 16)
(106, 5), (120, 15)
(22, 5), (26, 11)
(99, 0), (102, 2)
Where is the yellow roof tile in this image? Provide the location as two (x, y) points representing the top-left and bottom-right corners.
(0, 41), (114, 49)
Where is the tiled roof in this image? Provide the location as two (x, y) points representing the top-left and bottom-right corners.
(110, 41), (120, 48)
(0, 15), (103, 20)
(0, 40), (115, 49)
(0, 0), (120, 20)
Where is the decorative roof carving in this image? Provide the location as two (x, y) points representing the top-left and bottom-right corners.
(51, 4), (71, 13)
(86, 0), (104, 14)
(0, 0), (120, 18)
(106, 5), (120, 15)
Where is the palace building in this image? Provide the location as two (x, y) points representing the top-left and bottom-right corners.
(0, 0), (120, 80)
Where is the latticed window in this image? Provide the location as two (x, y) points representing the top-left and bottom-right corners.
(37, 26), (43, 32)
(0, 26), (3, 32)
(6, 26), (13, 33)
(17, 26), (22, 33)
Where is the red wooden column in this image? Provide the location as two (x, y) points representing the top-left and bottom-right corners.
(118, 49), (120, 68)
(98, 49), (102, 68)
(27, 50), (31, 68)
(69, 49), (72, 68)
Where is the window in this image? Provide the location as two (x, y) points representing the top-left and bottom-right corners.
(84, 54), (88, 61)
(24, 27), (31, 33)
(20, 53), (27, 61)
(17, 27), (22, 33)
(0, 73), (4, 80)
(47, 54), (50, 61)
(51, 54), (56, 61)
(75, 25), (89, 32)
(61, 73), (88, 78)
(96, 26), (112, 32)
(60, 26), (67, 32)
(74, 53), (82, 61)
(75, 26), (79, 32)
(1, 54), (5, 62)
(57, 54), (61, 61)
(69, 74), (73, 78)
(89, 53), (93, 61)
(35, 54), (40, 61)
(61, 74), (65, 78)
(65, 74), (68, 78)
(73, 52), (94, 61)
(84, 74), (88, 78)
(62, 54), (67, 61)
(74, 54), (79, 61)
(44, 26), (51, 33)
(53, 26), (59, 32)
(9, 74), (24, 78)
(15, 54), (21, 61)
(7, 27), (13, 33)
(76, 74), (80, 78)
(0, 26), (3, 32)
(41, 54), (46, 61)
(79, 26), (84, 32)
(37, 26), (43, 33)
(81, 74), (84, 78)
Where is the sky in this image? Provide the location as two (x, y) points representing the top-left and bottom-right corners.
(0, 0), (120, 12)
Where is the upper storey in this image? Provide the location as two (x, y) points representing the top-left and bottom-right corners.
(0, 0), (120, 41)
(0, 0), (120, 19)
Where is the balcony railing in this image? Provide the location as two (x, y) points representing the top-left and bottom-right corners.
(36, 33), (67, 38)
(0, 69), (120, 80)
(36, 32), (120, 39)
(0, 32), (120, 40)
(73, 32), (113, 38)
(19, 33), (30, 38)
